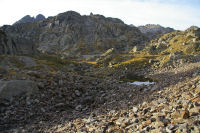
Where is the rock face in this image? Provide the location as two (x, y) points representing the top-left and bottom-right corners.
(1, 11), (147, 57)
(0, 30), (18, 55)
(138, 24), (174, 39)
(0, 27), (37, 55)
(14, 14), (45, 25)
(0, 80), (38, 100)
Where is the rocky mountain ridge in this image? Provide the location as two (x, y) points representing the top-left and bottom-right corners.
(1, 11), (148, 58)
(138, 24), (174, 39)
(14, 14), (46, 25)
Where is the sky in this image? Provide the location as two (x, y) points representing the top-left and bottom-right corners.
(0, 0), (200, 30)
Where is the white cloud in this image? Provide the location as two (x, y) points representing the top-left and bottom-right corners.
(0, 0), (199, 30)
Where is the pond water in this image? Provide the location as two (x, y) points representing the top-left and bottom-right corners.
(121, 75), (156, 86)
(128, 81), (155, 85)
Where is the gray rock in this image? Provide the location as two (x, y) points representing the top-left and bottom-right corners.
(0, 80), (38, 100)
(18, 56), (37, 67)
(133, 107), (138, 113)
(75, 90), (81, 96)
(75, 104), (82, 111)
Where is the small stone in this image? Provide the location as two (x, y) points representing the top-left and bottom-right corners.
(41, 108), (45, 112)
(194, 102), (200, 107)
(166, 124), (176, 131)
(143, 107), (150, 114)
(181, 109), (190, 119)
(192, 96), (200, 104)
(195, 87), (200, 94)
(88, 128), (95, 132)
(191, 126), (200, 133)
(58, 79), (63, 86)
(34, 99), (40, 103)
(150, 118), (156, 122)
(177, 123), (188, 133)
(151, 128), (161, 133)
(26, 101), (31, 105)
(115, 118), (124, 125)
(37, 82), (45, 89)
(171, 111), (181, 119)
(75, 90), (81, 96)
(55, 103), (65, 107)
(152, 121), (164, 128)
(133, 107), (138, 113)
(189, 107), (200, 114)
(142, 120), (151, 127)
(134, 119), (139, 123)
(193, 120), (200, 126)
(75, 105), (82, 111)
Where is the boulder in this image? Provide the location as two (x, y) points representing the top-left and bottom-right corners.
(0, 80), (38, 100)
(18, 56), (37, 67)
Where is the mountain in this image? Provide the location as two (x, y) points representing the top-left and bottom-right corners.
(0, 11), (200, 133)
(14, 14), (45, 25)
(1, 11), (148, 57)
(138, 24), (174, 39)
(35, 14), (46, 21)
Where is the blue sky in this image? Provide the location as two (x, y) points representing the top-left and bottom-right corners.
(0, 0), (199, 30)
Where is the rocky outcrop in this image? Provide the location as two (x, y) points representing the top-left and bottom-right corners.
(145, 26), (200, 67)
(0, 30), (18, 55)
(14, 14), (45, 25)
(138, 24), (174, 39)
(0, 80), (38, 100)
(0, 26), (37, 55)
(147, 26), (200, 55)
(1, 11), (148, 57)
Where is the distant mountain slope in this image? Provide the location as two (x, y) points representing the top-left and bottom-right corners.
(1, 11), (148, 57)
(96, 26), (200, 68)
(138, 24), (174, 39)
(147, 26), (200, 55)
(14, 14), (45, 25)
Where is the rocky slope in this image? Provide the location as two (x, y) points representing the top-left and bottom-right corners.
(14, 14), (46, 25)
(138, 24), (174, 39)
(0, 55), (199, 133)
(1, 11), (147, 57)
(96, 26), (200, 69)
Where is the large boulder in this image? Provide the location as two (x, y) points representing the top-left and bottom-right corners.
(0, 80), (38, 100)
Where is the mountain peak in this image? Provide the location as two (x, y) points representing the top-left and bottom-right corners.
(35, 14), (45, 21)
(13, 14), (46, 25)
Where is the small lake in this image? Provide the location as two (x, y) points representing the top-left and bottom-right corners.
(121, 74), (156, 86)
(128, 81), (155, 85)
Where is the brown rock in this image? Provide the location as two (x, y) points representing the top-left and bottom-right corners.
(189, 107), (200, 114)
(192, 96), (200, 104)
(181, 109), (190, 119)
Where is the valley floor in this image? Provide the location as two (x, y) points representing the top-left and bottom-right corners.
(0, 61), (200, 133)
